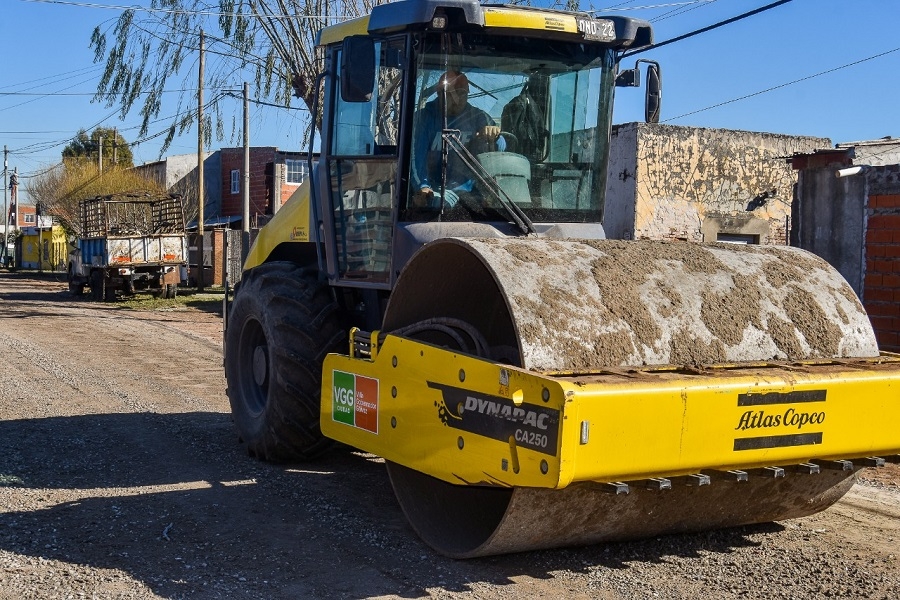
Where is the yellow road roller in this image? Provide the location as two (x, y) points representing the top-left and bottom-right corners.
(224, 0), (900, 558)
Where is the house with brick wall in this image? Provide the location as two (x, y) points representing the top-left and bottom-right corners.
(791, 140), (900, 351)
(135, 147), (313, 229)
(3, 204), (37, 259)
(219, 147), (312, 225)
(14, 204), (36, 229)
(135, 147), (313, 286)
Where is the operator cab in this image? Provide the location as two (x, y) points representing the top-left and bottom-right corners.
(315, 1), (656, 289)
(403, 34), (613, 226)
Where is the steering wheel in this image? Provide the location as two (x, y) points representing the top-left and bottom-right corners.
(498, 131), (519, 153)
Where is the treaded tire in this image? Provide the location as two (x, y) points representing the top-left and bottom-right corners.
(90, 270), (104, 302)
(67, 264), (85, 297)
(225, 262), (345, 462)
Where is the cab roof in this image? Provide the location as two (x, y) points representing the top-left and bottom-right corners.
(317, 0), (652, 50)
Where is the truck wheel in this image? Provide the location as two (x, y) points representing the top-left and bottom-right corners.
(104, 283), (116, 302)
(67, 264), (85, 297)
(225, 262), (345, 462)
(90, 270), (104, 302)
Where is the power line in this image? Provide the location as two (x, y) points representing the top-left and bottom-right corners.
(623, 0), (795, 57)
(0, 90), (193, 97)
(0, 65), (101, 93)
(597, 1), (718, 13)
(19, 0), (349, 21)
(0, 70), (109, 113)
(222, 92), (307, 112)
(665, 45), (900, 122)
(0, 131), (74, 134)
(649, 0), (719, 23)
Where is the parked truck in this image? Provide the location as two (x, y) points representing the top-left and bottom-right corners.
(67, 193), (188, 301)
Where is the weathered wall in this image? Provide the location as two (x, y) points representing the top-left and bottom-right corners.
(794, 167), (867, 296)
(605, 123), (828, 244)
(794, 163), (900, 352)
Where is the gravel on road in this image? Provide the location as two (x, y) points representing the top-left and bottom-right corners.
(1, 271), (898, 600)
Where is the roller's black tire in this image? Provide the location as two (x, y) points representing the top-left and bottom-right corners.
(224, 262), (345, 462)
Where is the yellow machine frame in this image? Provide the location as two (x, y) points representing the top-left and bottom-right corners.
(323, 333), (900, 489)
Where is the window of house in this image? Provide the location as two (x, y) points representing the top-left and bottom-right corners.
(285, 159), (307, 185)
(230, 169), (240, 194)
(24, 214), (35, 224)
(717, 233), (759, 245)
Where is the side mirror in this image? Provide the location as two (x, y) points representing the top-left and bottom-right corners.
(616, 59), (662, 124)
(340, 36), (375, 103)
(644, 62), (661, 124)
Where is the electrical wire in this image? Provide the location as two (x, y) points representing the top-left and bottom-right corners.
(623, 0), (794, 57)
(221, 92), (307, 112)
(19, 0), (352, 21)
(664, 45), (900, 122)
(1, 90), (193, 97)
(649, 0), (718, 23)
(0, 70), (109, 113)
(597, 1), (717, 14)
(0, 65), (102, 93)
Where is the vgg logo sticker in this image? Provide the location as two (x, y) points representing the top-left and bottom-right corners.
(332, 370), (379, 434)
(732, 390), (826, 452)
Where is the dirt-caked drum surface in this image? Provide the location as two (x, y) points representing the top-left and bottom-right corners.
(382, 238), (875, 557)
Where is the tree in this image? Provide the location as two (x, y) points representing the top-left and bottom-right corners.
(89, 1), (382, 156)
(62, 127), (135, 168)
(25, 162), (167, 237)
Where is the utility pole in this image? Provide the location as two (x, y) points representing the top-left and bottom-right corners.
(113, 127), (118, 166)
(197, 28), (206, 291)
(242, 81), (250, 265)
(9, 168), (18, 270)
(98, 135), (104, 173)
(2, 145), (7, 265)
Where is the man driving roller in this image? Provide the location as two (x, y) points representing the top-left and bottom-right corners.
(411, 70), (505, 208)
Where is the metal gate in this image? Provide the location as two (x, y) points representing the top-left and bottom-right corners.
(224, 229), (243, 285)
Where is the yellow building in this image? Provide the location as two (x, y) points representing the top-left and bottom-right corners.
(17, 225), (68, 272)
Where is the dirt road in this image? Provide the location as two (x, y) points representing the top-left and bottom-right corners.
(1, 272), (898, 600)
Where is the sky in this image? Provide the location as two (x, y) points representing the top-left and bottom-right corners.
(2, 0), (899, 205)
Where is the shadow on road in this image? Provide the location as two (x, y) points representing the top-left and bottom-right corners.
(0, 412), (785, 599)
